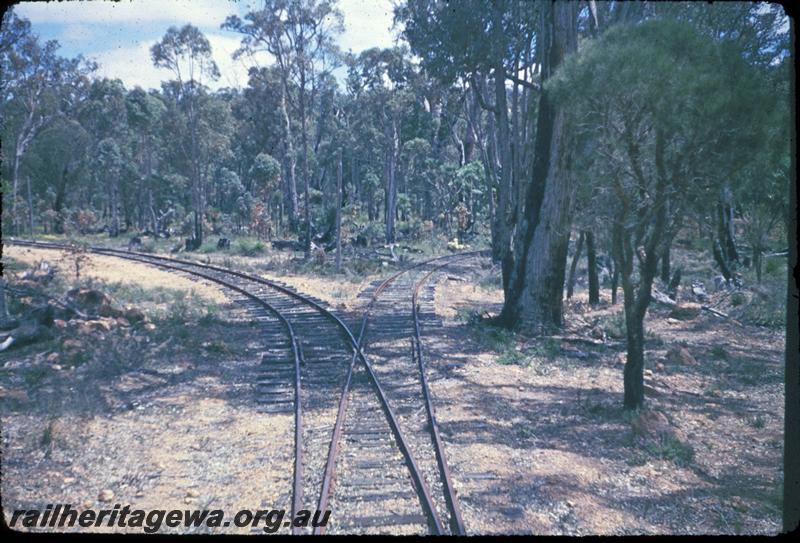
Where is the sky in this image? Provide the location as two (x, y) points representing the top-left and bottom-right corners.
(13, 0), (400, 90)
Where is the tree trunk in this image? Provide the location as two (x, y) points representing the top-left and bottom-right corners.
(26, 175), (35, 235)
(617, 128), (670, 410)
(280, 74), (299, 231)
(11, 148), (22, 236)
(499, 1), (578, 334)
(586, 230), (600, 305)
(611, 265), (619, 305)
(715, 184), (738, 279)
(753, 245), (763, 283)
(566, 231), (585, 299)
(384, 119), (398, 244)
(660, 242), (671, 283)
(111, 177), (120, 237)
(300, 65), (311, 260)
(335, 149), (343, 272)
(188, 91), (203, 246)
(0, 278), (9, 327)
(488, 2), (515, 295)
(622, 295), (645, 410)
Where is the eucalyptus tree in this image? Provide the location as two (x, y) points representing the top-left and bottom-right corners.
(348, 47), (418, 244)
(151, 24), (220, 246)
(548, 19), (773, 408)
(0, 9), (86, 235)
(497, 1), (579, 333)
(399, 0), (540, 288)
(233, 67), (284, 207)
(224, 0), (344, 257)
(78, 78), (130, 233)
(125, 87), (167, 233)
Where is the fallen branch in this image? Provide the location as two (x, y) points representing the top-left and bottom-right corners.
(651, 288), (677, 307)
(541, 335), (624, 348)
(3, 284), (89, 319)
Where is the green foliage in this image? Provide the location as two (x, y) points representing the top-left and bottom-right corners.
(741, 292), (786, 329)
(765, 258), (784, 278)
(710, 345), (728, 361)
(235, 238), (266, 257)
(643, 434), (695, 467)
(601, 311), (626, 340)
(548, 19), (779, 221)
(250, 153), (281, 194)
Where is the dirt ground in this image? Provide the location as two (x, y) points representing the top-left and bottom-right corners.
(1, 250), (294, 534)
(3, 246), (229, 305)
(0, 248), (785, 535)
(425, 264), (783, 535)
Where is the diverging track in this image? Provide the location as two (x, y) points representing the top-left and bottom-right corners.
(319, 250), (488, 535)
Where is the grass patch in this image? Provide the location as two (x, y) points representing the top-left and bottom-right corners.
(645, 328), (665, 347)
(235, 239), (267, 257)
(711, 345), (728, 360)
(202, 339), (231, 354)
(746, 414), (766, 429)
(644, 434), (695, 467)
(529, 337), (561, 360)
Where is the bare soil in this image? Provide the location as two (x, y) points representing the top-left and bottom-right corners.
(1, 256), (294, 534)
(425, 265), (783, 535)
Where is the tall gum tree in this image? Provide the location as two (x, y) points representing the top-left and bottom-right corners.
(224, 0), (343, 256)
(151, 24), (220, 247)
(498, 1), (579, 333)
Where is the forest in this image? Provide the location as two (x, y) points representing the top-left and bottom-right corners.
(0, 1), (793, 535)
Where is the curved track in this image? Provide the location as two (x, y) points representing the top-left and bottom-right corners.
(7, 238), (486, 535)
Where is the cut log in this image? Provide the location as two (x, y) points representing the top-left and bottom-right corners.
(0, 320), (53, 352)
(651, 288), (677, 307)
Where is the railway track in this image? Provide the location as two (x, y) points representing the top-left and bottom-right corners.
(318, 250), (488, 535)
(6, 238), (486, 535)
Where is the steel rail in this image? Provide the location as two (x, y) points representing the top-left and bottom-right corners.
(9, 238), (476, 534)
(411, 256), (473, 535)
(30, 240), (456, 535)
(314, 249), (487, 534)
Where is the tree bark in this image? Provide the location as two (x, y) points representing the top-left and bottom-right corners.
(384, 118), (398, 244)
(300, 60), (311, 259)
(586, 230), (600, 305)
(280, 78), (299, 230)
(714, 184), (738, 279)
(566, 231), (585, 299)
(499, 1), (578, 334)
(622, 291), (645, 409)
(660, 241), (671, 283)
(615, 128), (670, 410)
(335, 149), (343, 272)
(26, 175), (35, 235)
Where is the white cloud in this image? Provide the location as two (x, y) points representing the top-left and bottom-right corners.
(337, 0), (398, 53)
(15, 0), (402, 90)
(88, 31), (271, 91)
(16, 0), (238, 27)
(89, 41), (166, 90)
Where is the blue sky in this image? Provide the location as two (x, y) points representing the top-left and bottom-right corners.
(14, 0), (399, 90)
